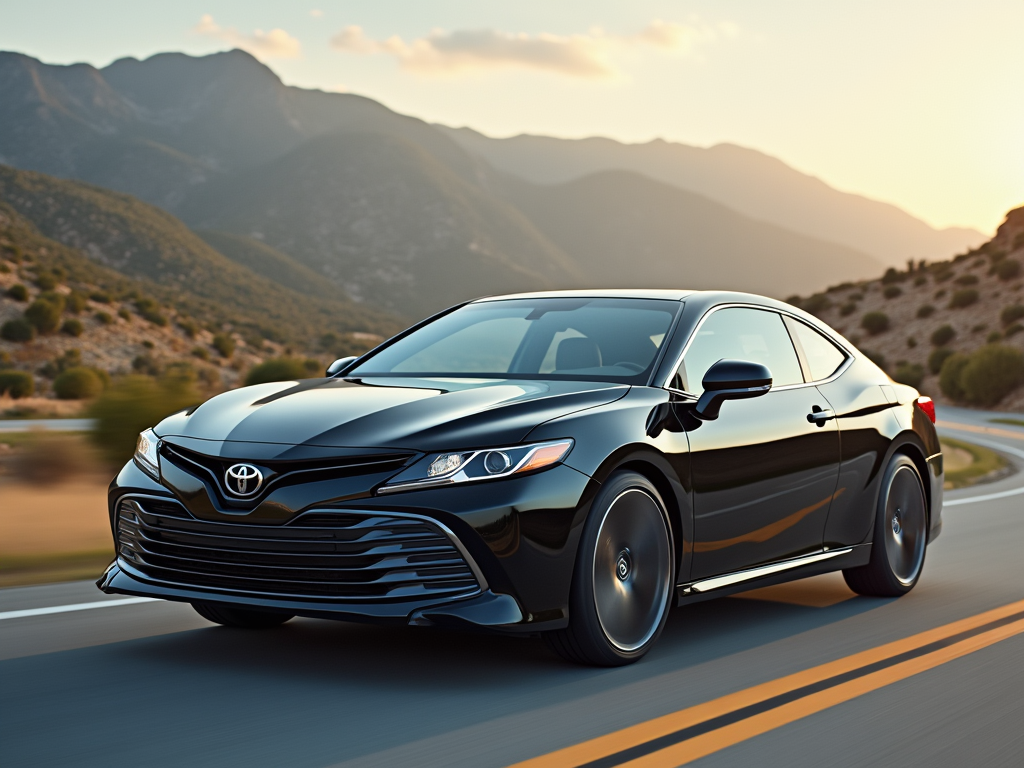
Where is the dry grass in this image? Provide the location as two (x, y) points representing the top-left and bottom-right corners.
(0, 395), (88, 419)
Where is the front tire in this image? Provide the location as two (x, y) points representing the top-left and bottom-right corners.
(192, 601), (294, 628)
(843, 454), (928, 597)
(546, 471), (675, 666)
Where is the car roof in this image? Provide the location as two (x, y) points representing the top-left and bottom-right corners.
(470, 289), (694, 302)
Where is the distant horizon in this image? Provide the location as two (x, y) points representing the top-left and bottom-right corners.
(1, 1), (1021, 235)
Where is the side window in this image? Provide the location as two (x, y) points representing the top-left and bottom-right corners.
(787, 318), (847, 381)
(678, 307), (804, 394)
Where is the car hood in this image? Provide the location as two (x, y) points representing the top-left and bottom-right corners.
(155, 377), (629, 451)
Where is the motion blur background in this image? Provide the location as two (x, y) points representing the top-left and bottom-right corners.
(1, 0), (1022, 585)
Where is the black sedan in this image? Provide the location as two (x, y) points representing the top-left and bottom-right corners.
(99, 290), (943, 666)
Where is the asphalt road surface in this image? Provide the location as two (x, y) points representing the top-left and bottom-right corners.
(3, 406), (1024, 768)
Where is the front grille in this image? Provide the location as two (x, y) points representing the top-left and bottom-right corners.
(116, 497), (480, 602)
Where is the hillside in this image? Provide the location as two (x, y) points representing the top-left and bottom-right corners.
(441, 127), (986, 267)
(182, 131), (582, 317)
(0, 166), (400, 343)
(0, 48), (985, 313)
(789, 206), (1024, 410)
(498, 170), (884, 298)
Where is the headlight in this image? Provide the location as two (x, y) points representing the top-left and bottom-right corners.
(378, 439), (573, 495)
(134, 428), (160, 480)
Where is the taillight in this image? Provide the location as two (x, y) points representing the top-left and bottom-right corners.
(916, 396), (936, 424)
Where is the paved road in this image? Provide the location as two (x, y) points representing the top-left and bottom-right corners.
(2, 407), (1024, 767)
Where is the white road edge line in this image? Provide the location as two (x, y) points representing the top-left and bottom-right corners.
(945, 486), (1024, 507)
(0, 597), (159, 621)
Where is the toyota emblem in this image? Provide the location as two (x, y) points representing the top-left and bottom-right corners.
(225, 463), (263, 497)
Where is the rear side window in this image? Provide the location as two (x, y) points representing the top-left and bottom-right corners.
(678, 307), (804, 394)
(787, 318), (847, 381)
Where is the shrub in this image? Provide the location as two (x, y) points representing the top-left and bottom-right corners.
(132, 354), (160, 376)
(212, 333), (235, 358)
(971, 323), (988, 334)
(118, 307), (132, 322)
(907, 336), (917, 348)
(90, 291), (111, 304)
(6, 283), (28, 301)
(996, 259), (1021, 281)
(66, 291), (87, 314)
(881, 268), (903, 284)
(949, 289), (979, 308)
(0, 370), (34, 398)
(988, 331), (1004, 343)
(883, 285), (902, 299)
(34, 271), (57, 290)
(24, 298), (63, 333)
(801, 294), (832, 315)
(1001, 304), (1024, 326)
(839, 302), (857, 316)
(933, 269), (953, 283)
(192, 346), (210, 361)
(53, 367), (104, 399)
(1007, 323), (1024, 338)
(1, 318), (35, 342)
(0, 351), (11, 369)
(928, 348), (956, 375)
(939, 353), (971, 400)
(917, 304), (935, 319)
(89, 375), (198, 465)
(955, 274), (979, 286)
(244, 357), (315, 386)
(914, 275), (927, 286)
(935, 289), (947, 299)
(931, 325), (956, 346)
(178, 319), (198, 338)
(61, 318), (84, 337)
(95, 311), (114, 325)
(861, 311), (890, 335)
(893, 362), (925, 389)
(959, 345), (1024, 406)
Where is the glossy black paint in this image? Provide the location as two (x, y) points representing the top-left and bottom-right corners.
(100, 289), (943, 635)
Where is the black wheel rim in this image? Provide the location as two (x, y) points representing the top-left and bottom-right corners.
(884, 465), (927, 586)
(592, 489), (672, 652)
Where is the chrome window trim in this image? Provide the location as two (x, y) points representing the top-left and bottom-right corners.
(662, 302), (853, 394)
(117, 493), (490, 594)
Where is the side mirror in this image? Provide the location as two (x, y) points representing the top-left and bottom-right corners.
(326, 356), (358, 377)
(694, 359), (772, 421)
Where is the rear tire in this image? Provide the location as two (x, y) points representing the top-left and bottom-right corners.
(192, 601), (294, 628)
(546, 471), (675, 666)
(843, 454), (928, 597)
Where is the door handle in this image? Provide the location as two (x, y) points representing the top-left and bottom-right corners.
(807, 406), (836, 426)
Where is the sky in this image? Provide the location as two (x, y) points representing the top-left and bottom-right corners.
(2, 0), (1021, 235)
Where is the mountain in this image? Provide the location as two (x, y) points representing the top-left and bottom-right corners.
(440, 127), (986, 267)
(0, 166), (399, 343)
(0, 48), (981, 314)
(182, 131), (582, 317)
(497, 170), (884, 296)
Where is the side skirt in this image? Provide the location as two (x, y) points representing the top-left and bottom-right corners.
(675, 544), (872, 606)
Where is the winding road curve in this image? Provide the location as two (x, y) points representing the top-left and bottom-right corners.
(2, 406), (1024, 767)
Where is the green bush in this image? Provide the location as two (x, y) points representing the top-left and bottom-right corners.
(34, 272), (57, 290)
(928, 348), (956, 375)
(0, 370), (34, 398)
(24, 298), (63, 333)
(939, 353), (971, 400)
(192, 346), (210, 361)
(933, 269), (953, 283)
(89, 375), (199, 465)
(1007, 323), (1024, 338)
(954, 274), (979, 286)
(988, 331), (1004, 343)
(881, 268), (903, 284)
(907, 336), (917, 348)
(95, 311), (114, 325)
(6, 283), (28, 301)
(949, 289), (979, 309)
(931, 325), (956, 346)
(90, 291), (111, 304)
(0, 351), (11, 369)
(66, 291), (88, 314)
(995, 259), (1021, 281)
(801, 294), (832, 315)
(53, 367), (104, 400)
(1, 318), (35, 342)
(917, 304), (935, 319)
(839, 302), (857, 316)
(118, 307), (131, 322)
(244, 357), (316, 386)
(883, 285), (902, 299)
(893, 362), (925, 389)
(1001, 304), (1024, 327)
(959, 345), (1024, 406)
(212, 333), (235, 358)
(61, 318), (84, 337)
(861, 311), (890, 335)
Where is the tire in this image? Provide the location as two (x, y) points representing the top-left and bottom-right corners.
(192, 601), (294, 628)
(843, 454), (928, 597)
(546, 471), (676, 666)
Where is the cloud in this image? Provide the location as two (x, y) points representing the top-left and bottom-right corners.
(330, 20), (731, 79)
(193, 14), (301, 60)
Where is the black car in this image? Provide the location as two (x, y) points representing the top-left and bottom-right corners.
(99, 290), (942, 666)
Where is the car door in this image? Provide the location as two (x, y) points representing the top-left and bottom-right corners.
(678, 306), (842, 580)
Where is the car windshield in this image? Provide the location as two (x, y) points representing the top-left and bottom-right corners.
(348, 298), (681, 383)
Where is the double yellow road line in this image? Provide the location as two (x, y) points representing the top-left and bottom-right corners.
(511, 598), (1024, 767)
